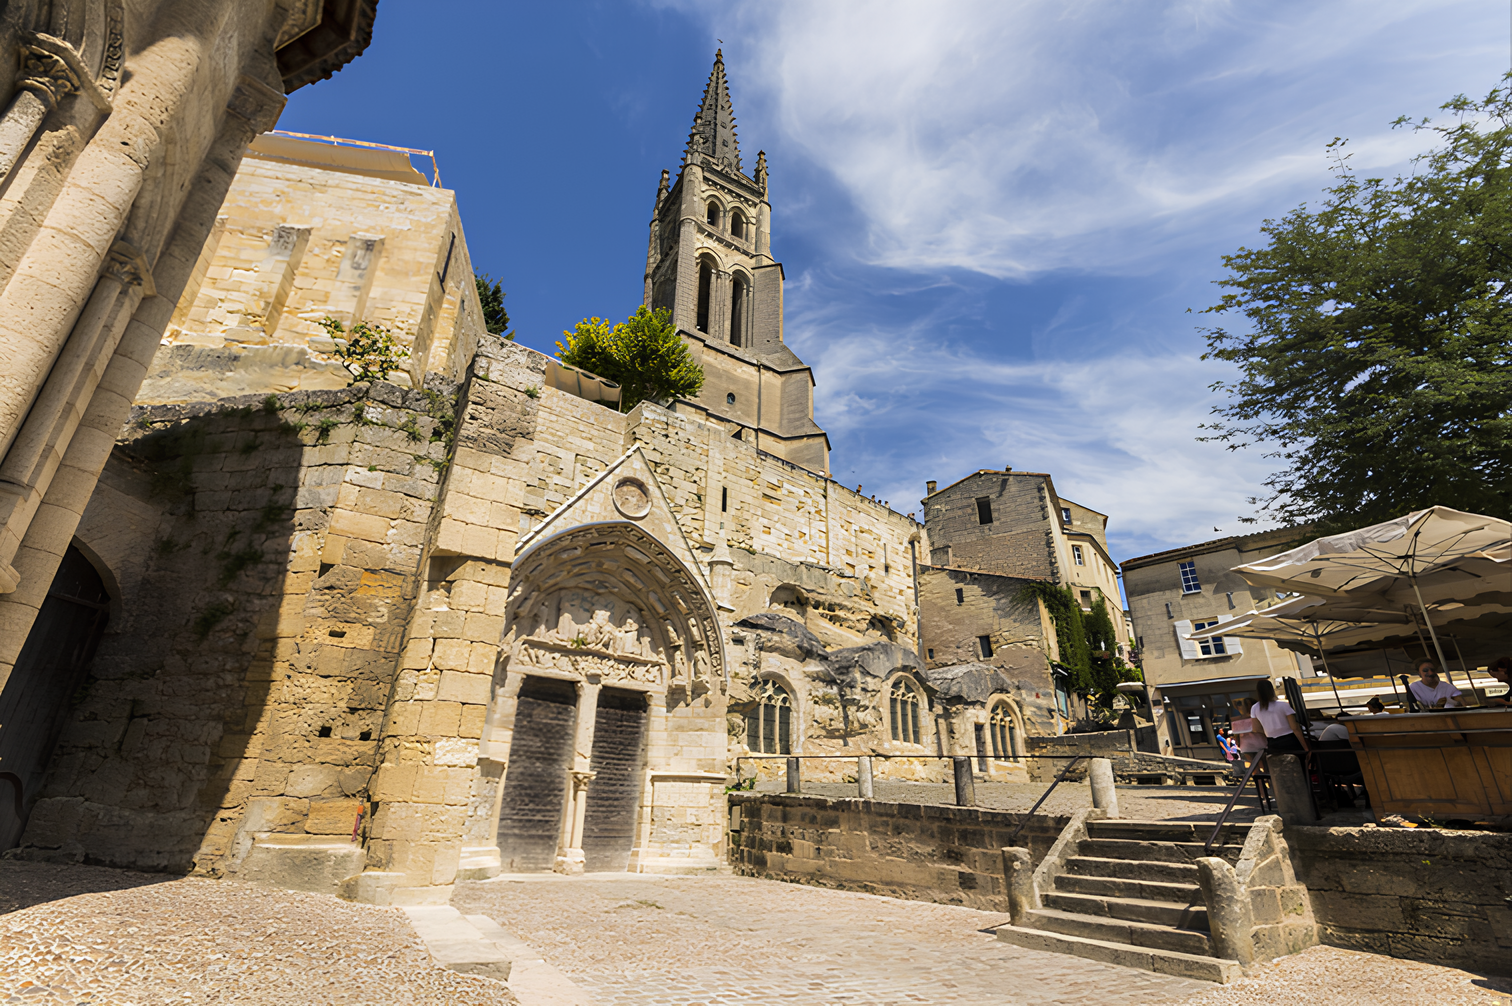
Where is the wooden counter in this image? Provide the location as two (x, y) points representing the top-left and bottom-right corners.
(1347, 709), (1512, 820)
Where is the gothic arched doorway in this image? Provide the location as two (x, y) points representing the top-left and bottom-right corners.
(493, 520), (724, 873)
(0, 544), (111, 850)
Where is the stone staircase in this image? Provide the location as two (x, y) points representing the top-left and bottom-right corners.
(995, 819), (1253, 982)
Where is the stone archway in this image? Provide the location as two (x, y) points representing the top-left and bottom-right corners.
(489, 520), (727, 874)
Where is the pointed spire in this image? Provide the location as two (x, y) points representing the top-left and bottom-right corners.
(685, 49), (742, 174)
(654, 168), (670, 209)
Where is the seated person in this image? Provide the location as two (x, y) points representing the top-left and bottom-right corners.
(1364, 696), (1389, 716)
(1485, 657), (1512, 707)
(1408, 661), (1463, 709)
(1315, 718), (1351, 742)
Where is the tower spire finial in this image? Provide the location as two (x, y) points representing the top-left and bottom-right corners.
(685, 49), (741, 174)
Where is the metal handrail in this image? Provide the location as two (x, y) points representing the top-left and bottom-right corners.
(1009, 754), (1088, 842)
(1203, 754), (1266, 854)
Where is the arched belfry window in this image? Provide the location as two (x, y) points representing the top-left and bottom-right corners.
(729, 275), (747, 348)
(747, 681), (792, 754)
(889, 678), (923, 745)
(990, 703), (1018, 761)
(731, 210), (746, 240)
(696, 258), (713, 333)
(706, 200), (721, 227)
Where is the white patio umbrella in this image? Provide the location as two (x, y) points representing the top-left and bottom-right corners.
(1233, 507), (1512, 678)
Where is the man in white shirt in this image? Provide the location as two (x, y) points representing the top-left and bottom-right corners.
(1408, 662), (1462, 709)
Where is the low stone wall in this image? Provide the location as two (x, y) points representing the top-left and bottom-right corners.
(1025, 731), (1224, 783)
(728, 793), (1067, 911)
(1288, 825), (1512, 974)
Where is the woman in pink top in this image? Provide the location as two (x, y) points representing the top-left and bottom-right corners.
(1230, 697), (1268, 771)
(1252, 679), (1310, 754)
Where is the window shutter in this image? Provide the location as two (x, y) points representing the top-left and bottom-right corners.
(1216, 615), (1244, 655)
(1174, 620), (1199, 660)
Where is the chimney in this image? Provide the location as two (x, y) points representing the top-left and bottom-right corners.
(1004, 465), (1013, 472)
(925, 480), (937, 494)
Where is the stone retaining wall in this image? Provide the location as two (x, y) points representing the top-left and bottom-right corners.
(1289, 825), (1512, 975)
(728, 793), (1067, 911)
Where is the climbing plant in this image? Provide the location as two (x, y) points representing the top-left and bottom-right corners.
(319, 316), (409, 386)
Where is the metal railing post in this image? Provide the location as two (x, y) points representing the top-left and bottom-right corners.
(953, 755), (976, 806)
(786, 756), (801, 794)
(856, 755), (874, 799)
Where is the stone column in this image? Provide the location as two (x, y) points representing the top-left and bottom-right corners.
(1196, 856), (1256, 966)
(1267, 754), (1316, 826)
(0, 35), (110, 183)
(1089, 757), (1119, 818)
(1001, 846), (1037, 924)
(556, 681), (600, 874)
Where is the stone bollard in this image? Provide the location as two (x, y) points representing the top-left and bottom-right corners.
(953, 756), (976, 806)
(1001, 846), (1037, 924)
(1267, 754), (1316, 825)
(786, 757), (801, 794)
(1089, 758), (1119, 818)
(1196, 856), (1256, 966)
(856, 755), (874, 799)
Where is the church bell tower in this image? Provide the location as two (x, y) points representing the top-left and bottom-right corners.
(643, 51), (829, 475)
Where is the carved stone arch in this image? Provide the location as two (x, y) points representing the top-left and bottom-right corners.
(503, 519), (726, 697)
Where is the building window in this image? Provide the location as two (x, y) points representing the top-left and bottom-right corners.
(1072, 544), (1085, 566)
(990, 704), (1017, 760)
(696, 259), (713, 333)
(1061, 507), (1071, 523)
(731, 210), (746, 239)
(706, 200), (721, 227)
(927, 648), (934, 660)
(1179, 560), (1201, 594)
(955, 587), (964, 605)
(975, 497), (994, 524)
(889, 679), (923, 744)
(978, 635), (993, 658)
(726, 392), (736, 405)
(1165, 602), (1173, 619)
(1193, 620), (1228, 656)
(729, 277), (746, 347)
(721, 486), (728, 512)
(1080, 590), (1092, 609)
(746, 681), (792, 754)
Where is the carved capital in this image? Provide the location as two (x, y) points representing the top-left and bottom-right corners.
(102, 241), (155, 297)
(16, 45), (80, 111)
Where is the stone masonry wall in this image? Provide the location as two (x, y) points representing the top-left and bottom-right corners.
(1288, 825), (1512, 974)
(729, 792), (1068, 912)
(14, 382), (452, 875)
(924, 472), (1057, 580)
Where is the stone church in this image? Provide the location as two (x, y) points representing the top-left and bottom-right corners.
(0, 52), (1061, 904)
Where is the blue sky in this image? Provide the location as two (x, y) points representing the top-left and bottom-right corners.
(278, 1), (1508, 564)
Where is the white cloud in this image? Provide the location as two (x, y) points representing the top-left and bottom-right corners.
(694, 0), (1504, 277)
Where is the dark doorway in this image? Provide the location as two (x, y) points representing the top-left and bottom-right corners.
(581, 688), (648, 872)
(0, 545), (110, 850)
(496, 676), (578, 871)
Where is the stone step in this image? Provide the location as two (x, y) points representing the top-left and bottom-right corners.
(1043, 890), (1209, 930)
(1086, 820), (1249, 844)
(1077, 837), (1245, 865)
(995, 924), (1243, 983)
(1056, 873), (1204, 904)
(1064, 855), (1201, 885)
(1022, 908), (1215, 957)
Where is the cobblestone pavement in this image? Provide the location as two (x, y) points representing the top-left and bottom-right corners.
(1177, 944), (1512, 1005)
(0, 862), (517, 1005)
(454, 873), (1209, 1005)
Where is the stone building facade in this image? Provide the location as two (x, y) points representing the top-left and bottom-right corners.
(0, 0), (374, 853)
(1123, 528), (1314, 760)
(0, 55), (1064, 904)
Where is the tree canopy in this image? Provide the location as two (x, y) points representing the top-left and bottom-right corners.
(474, 272), (513, 339)
(1200, 78), (1512, 531)
(556, 305), (704, 413)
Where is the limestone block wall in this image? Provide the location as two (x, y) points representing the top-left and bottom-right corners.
(729, 792), (1068, 911)
(13, 382), (452, 875)
(1288, 825), (1512, 974)
(924, 471), (1060, 580)
(146, 139), (487, 403)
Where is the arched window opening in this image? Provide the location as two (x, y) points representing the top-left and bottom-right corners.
(889, 678), (922, 745)
(729, 277), (746, 348)
(731, 211), (746, 239)
(706, 200), (721, 227)
(746, 681), (792, 754)
(696, 259), (713, 333)
(990, 703), (1018, 761)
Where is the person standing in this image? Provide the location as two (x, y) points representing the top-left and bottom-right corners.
(1484, 657), (1512, 707)
(1253, 680), (1310, 754)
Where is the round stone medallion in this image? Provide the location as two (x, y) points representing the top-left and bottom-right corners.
(612, 477), (652, 519)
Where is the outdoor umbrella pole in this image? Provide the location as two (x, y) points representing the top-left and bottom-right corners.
(1314, 623), (1346, 714)
(1448, 635), (1481, 705)
(1409, 574), (1453, 677)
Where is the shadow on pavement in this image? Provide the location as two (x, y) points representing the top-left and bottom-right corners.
(0, 860), (180, 914)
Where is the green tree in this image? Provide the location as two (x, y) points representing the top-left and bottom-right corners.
(1016, 583), (1140, 717)
(475, 272), (513, 339)
(1200, 78), (1512, 532)
(556, 305), (704, 412)
(318, 316), (408, 386)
